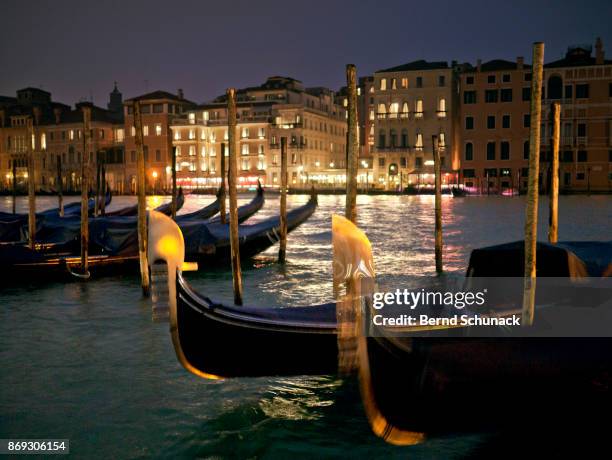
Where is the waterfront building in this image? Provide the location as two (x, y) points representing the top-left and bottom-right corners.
(371, 60), (460, 191)
(0, 87), (123, 192)
(170, 77), (347, 189)
(122, 90), (196, 193)
(458, 38), (612, 193)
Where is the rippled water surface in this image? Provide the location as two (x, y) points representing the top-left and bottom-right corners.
(1, 193), (610, 458)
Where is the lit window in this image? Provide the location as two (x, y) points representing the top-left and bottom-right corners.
(241, 159), (249, 170)
(439, 133), (446, 148)
(224, 130), (228, 141)
(242, 144), (249, 155)
(116, 128), (124, 142)
(174, 130), (180, 140)
(143, 125), (149, 136)
(201, 146), (206, 157)
(369, 110), (374, 120)
(203, 111), (209, 121)
(188, 113), (195, 124)
(401, 102), (409, 117)
(438, 98), (446, 115)
(258, 127), (265, 139)
(391, 78), (397, 90)
(415, 100), (424, 118)
(241, 127), (249, 138)
(401, 78), (408, 88)
(189, 129), (195, 140)
(415, 133), (423, 150)
(201, 162), (207, 171)
(200, 129), (206, 140)
(210, 131), (216, 143)
(189, 145), (196, 156)
(155, 124), (162, 136)
(389, 102), (399, 118)
(70, 130), (75, 140)
(176, 146), (181, 156)
(258, 144), (264, 155)
(41, 133), (46, 150)
(380, 78), (387, 91)
(377, 103), (386, 118)
(210, 160), (216, 172)
(258, 157), (265, 170)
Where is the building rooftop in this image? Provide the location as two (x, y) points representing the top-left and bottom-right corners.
(545, 45), (612, 68)
(124, 90), (194, 104)
(377, 60), (449, 73)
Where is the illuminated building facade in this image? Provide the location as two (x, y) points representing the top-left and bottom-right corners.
(0, 87), (123, 192)
(371, 60), (460, 191)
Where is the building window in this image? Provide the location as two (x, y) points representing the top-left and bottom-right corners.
(576, 84), (589, 99)
(258, 144), (264, 155)
(415, 99), (423, 117)
(155, 124), (162, 136)
(466, 76), (474, 85)
(525, 72), (532, 81)
(502, 74), (511, 83)
(486, 142), (496, 160)
(439, 132), (446, 148)
(501, 141), (510, 160)
(258, 127), (265, 139)
(69, 130), (75, 140)
(562, 150), (573, 162)
(437, 98), (446, 116)
(465, 116), (474, 130)
(523, 141), (529, 159)
(155, 150), (161, 162)
(380, 78), (387, 91)
(153, 103), (163, 113)
(401, 77), (408, 88)
(577, 150), (587, 162)
(465, 142), (473, 161)
(201, 146), (206, 157)
(415, 133), (423, 150)
(143, 125), (149, 136)
(438, 75), (445, 87)
(189, 145), (196, 156)
(241, 127), (249, 138)
(241, 159), (249, 171)
(391, 78), (397, 90)
(389, 129), (397, 147)
(485, 90), (498, 103)
(464, 91), (477, 104)
(188, 129), (195, 140)
(415, 157), (422, 168)
(400, 130), (408, 148)
(463, 168), (475, 178)
(241, 144), (249, 155)
(487, 75), (496, 84)
(487, 116), (496, 129)
(416, 76), (423, 88)
(502, 115), (510, 129)
(174, 130), (180, 140)
(131, 151), (136, 162)
(188, 113), (195, 124)
(500, 88), (512, 102)
(378, 130), (386, 148)
(576, 172), (585, 180)
(522, 87), (531, 101)
(40, 133), (46, 150)
(577, 123), (586, 137)
(523, 114), (531, 128)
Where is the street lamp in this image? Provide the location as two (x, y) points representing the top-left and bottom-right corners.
(152, 170), (158, 194)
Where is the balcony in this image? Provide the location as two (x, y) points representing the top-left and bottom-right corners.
(576, 136), (588, 146)
(414, 111), (424, 119)
(271, 121), (303, 129)
(562, 136), (573, 146)
(436, 110), (447, 119)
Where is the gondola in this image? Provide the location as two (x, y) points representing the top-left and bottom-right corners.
(149, 212), (612, 444)
(0, 190), (112, 242)
(0, 189), (302, 281)
(104, 188), (185, 217)
(202, 182), (264, 224)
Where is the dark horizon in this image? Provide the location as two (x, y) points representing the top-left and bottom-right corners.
(1, 0), (611, 107)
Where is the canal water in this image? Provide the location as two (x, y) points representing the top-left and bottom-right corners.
(0, 193), (610, 458)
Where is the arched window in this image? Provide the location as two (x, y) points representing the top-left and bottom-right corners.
(401, 102), (409, 118)
(378, 130), (386, 148)
(390, 129), (397, 147)
(377, 103), (386, 118)
(547, 75), (562, 100)
(438, 98), (447, 116)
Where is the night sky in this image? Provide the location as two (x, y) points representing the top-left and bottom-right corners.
(1, 0), (611, 106)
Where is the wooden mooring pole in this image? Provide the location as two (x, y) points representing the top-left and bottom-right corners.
(134, 101), (150, 296)
(433, 135), (443, 274)
(548, 102), (560, 244)
(95, 160), (101, 217)
(27, 118), (36, 249)
(12, 160), (16, 214)
(279, 136), (288, 263)
(345, 64), (359, 224)
(171, 146), (177, 219)
(101, 162), (106, 216)
(219, 142), (227, 224)
(522, 42), (545, 327)
(227, 89), (243, 306)
(80, 106), (91, 274)
(57, 154), (64, 217)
